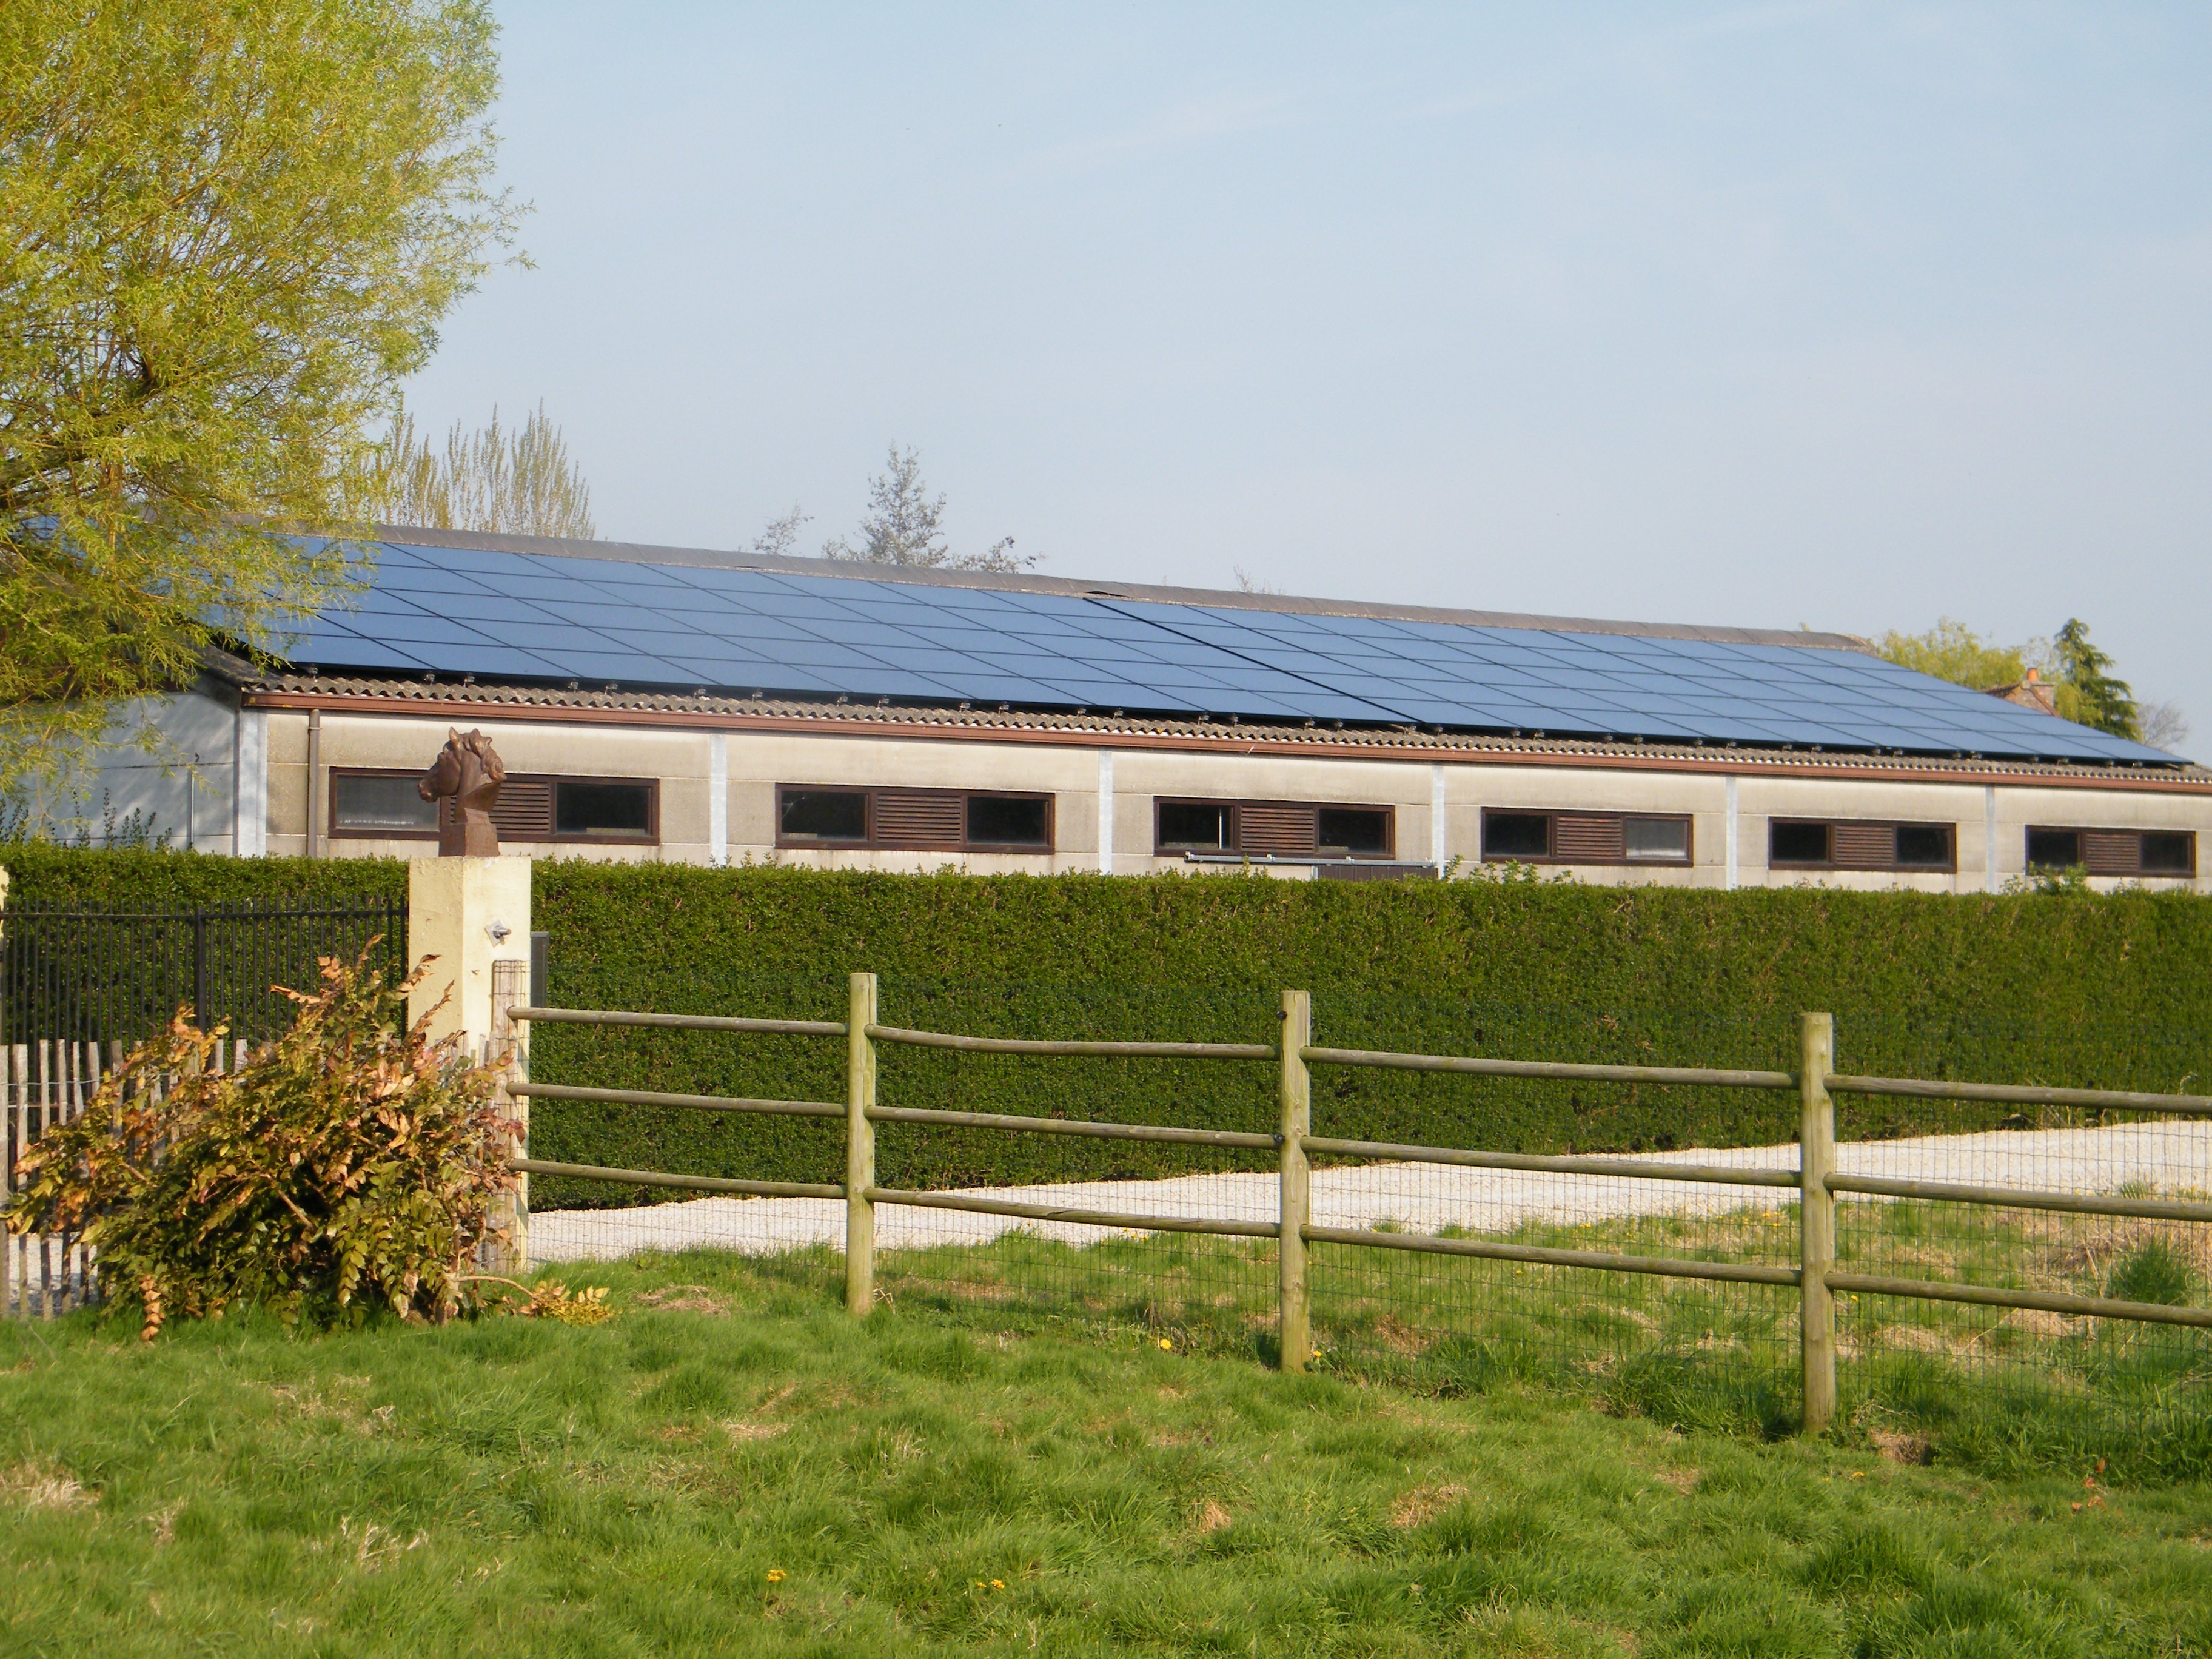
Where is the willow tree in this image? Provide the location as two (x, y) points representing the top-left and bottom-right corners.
(0, 0), (520, 785)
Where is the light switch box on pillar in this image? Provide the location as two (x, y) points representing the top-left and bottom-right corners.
(406, 856), (531, 1048)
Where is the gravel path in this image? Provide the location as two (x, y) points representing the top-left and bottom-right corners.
(528, 1119), (2212, 1264)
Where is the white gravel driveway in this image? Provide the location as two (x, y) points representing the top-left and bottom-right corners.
(528, 1119), (2212, 1264)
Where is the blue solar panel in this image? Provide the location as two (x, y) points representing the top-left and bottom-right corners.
(290, 539), (2179, 763)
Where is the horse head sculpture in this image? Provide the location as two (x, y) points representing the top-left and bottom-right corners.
(418, 728), (506, 856)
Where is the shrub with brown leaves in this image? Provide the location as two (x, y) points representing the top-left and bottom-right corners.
(4, 947), (518, 1338)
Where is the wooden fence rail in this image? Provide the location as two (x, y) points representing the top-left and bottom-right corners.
(508, 975), (2212, 1435)
(13, 982), (2208, 1428)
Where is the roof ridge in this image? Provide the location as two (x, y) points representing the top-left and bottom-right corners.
(369, 523), (1870, 651)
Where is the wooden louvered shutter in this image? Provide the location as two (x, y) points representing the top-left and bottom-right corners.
(489, 777), (555, 842)
(1552, 813), (1624, 862)
(1236, 801), (1319, 856)
(1831, 822), (1894, 870)
(874, 789), (965, 850)
(2082, 831), (2140, 876)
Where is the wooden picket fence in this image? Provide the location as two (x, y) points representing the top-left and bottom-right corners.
(4, 1041), (110, 1318)
(2, 1036), (253, 1319)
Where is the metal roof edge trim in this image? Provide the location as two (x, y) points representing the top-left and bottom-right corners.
(241, 685), (2212, 795)
(367, 523), (1870, 651)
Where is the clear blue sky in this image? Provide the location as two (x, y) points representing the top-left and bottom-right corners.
(407, 4), (2212, 750)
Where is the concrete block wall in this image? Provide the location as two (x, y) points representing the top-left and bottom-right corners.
(249, 706), (2212, 894)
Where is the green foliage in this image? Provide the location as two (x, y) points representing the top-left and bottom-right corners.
(3, 1252), (2210, 1655)
(4, 949), (518, 1335)
(2054, 618), (2140, 740)
(0, 0), (520, 785)
(2106, 1239), (2197, 1308)
(1877, 617), (2033, 692)
(0, 842), (406, 908)
(11, 853), (2211, 1203)
(523, 863), (2212, 1205)
(367, 399), (595, 538)
(1878, 616), (2150, 740)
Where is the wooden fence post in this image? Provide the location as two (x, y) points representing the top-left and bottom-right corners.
(846, 971), (878, 1317)
(1279, 989), (1312, 1373)
(1799, 1011), (1837, 1433)
(491, 959), (531, 1275)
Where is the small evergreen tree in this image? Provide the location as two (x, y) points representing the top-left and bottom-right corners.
(2053, 618), (2139, 740)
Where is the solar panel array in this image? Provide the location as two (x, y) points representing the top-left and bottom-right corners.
(275, 538), (2173, 765)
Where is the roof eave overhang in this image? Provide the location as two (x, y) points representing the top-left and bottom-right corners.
(240, 685), (2212, 795)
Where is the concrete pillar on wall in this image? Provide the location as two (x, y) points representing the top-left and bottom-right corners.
(1724, 776), (1739, 891)
(232, 705), (268, 858)
(709, 732), (729, 868)
(1098, 750), (1115, 874)
(1430, 763), (1447, 874)
(407, 857), (532, 1050)
(1983, 784), (1999, 894)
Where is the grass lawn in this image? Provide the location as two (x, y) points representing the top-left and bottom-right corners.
(4, 1247), (2211, 1657)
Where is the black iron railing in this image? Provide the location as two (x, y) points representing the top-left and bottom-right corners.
(0, 899), (408, 1049)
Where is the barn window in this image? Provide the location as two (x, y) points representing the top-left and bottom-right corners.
(968, 793), (1051, 848)
(776, 786), (1054, 853)
(1155, 799), (1395, 860)
(2028, 825), (2194, 877)
(329, 768), (657, 845)
(1771, 820), (1952, 872)
(1623, 816), (1692, 862)
(780, 788), (869, 842)
(1482, 810), (1691, 866)
(555, 779), (655, 838)
(330, 771), (438, 836)
(1158, 800), (1233, 850)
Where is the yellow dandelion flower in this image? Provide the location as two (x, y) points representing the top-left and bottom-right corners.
(766, 1569), (786, 1583)
(991, 1579), (1005, 1590)
(1158, 1338), (1173, 1350)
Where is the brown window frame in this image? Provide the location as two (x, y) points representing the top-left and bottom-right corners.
(1479, 809), (1694, 866)
(327, 767), (660, 846)
(1153, 797), (1397, 860)
(1768, 818), (1955, 874)
(773, 785), (1057, 854)
(2026, 825), (2196, 879)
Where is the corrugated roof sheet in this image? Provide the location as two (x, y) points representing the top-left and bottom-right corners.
(264, 529), (2180, 767)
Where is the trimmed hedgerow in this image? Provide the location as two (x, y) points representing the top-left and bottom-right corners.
(523, 863), (2212, 1207)
(0, 843), (406, 909)
(11, 851), (2210, 1204)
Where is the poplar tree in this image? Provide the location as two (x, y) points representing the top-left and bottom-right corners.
(369, 401), (596, 540)
(0, 0), (520, 785)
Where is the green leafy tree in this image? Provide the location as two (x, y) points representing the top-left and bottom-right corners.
(1875, 618), (2031, 691)
(0, 0), (520, 786)
(2052, 618), (2139, 740)
(819, 444), (1035, 572)
(1880, 617), (2161, 743)
(367, 400), (595, 538)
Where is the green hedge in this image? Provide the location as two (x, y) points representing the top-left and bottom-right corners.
(10, 851), (2211, 1207)
(525, 865), (2212, 1207)
(1, 844), (406, 909)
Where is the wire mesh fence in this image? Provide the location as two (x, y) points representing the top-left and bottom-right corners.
(1828, 1011), (2212, 1473)
(1298, 992), (1801, 1421)
(509, 976), (2211, 1463)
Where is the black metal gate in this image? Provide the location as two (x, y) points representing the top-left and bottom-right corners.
(0, 899), (409, 1050)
